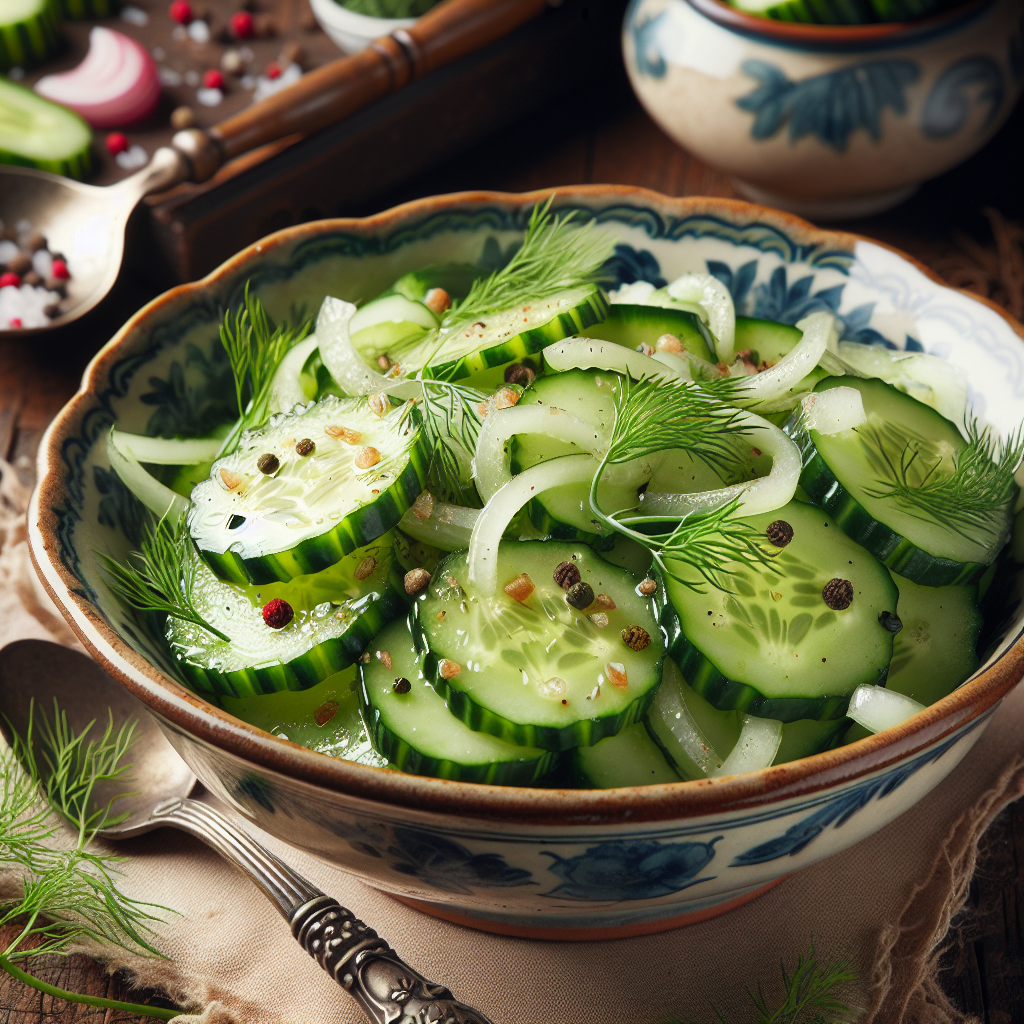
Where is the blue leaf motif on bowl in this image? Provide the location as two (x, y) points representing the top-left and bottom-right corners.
(541, 837), (721, 902)
(922, 56), (1004, 140)
(601, 244), (667, 290)
(629, 9), (668, 79)
(735, 59), (920, 152)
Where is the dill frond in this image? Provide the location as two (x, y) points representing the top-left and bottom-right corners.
(861, 415), (1023, 545)
(98, 513), (229, 642)
(443, 197), (615, 334)
(667, 939), (857, 1024)
(219, 284), (312, 454)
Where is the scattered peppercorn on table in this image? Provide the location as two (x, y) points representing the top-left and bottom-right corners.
(0, 88), (1020, 1022)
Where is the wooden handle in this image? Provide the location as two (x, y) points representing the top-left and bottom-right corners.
(210, 0), (548, 162)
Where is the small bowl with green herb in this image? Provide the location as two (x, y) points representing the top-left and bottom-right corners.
(310, 0), (442, 54)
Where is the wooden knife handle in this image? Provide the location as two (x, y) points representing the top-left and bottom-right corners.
(208, 0), (548, 163)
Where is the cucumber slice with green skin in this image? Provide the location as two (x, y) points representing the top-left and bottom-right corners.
(0, 78), (92, 180)
(221, 667), (385, 765)
(886, 572), (981, 707)
(0, 0), (60, 73)
(728, 0), (873, 23)
(411, 541), (665, 751)
(785, 376), (1009, 586)
(573, 723), (680, 788)
(773, 717), (847, 763)
(360, 620), (556, 785)
(510, 369), (640, 544)
(658, 501), (898, 722)
(60, 0), (120, 17)
(386, 263), (484, 303)
(584, 304), (715, 362)
(190, 396), (428, 586)
(428, 285), (610, 382)
(167, 541), (408, 699)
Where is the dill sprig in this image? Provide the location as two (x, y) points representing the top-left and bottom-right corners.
(219, 284), (312, 454)
(861, 416), (1024, 545)
(668, 940), (857, 1024)
(98, 513), (229, 642)
(0, 701), (177, 1019)
(587, 375), (772, 591)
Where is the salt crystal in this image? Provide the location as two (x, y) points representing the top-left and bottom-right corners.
(120, 5), (149, 25)
(159, 67), (183, 86)
(196, 87), (223, 107)
(32, 250), (53, 279)
(115, 145), (148, 170)
(252, 62), (302, 103)
(188, 19), (210, 42)
(0, 284), (63, 329)
(0, 240), (19, 266)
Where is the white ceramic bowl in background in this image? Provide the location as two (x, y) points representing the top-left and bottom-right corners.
(622, 0), (1023, 219)
(308, 0), (416, 54)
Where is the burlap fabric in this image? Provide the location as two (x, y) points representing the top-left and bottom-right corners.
(2, 454), (1019, 1024)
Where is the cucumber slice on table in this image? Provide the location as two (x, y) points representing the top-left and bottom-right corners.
(573, 723), (681, 788)
(222, 668), (385, 765)
(189, 395), (428, 585)
(429, 285), (610, 382)
(510, 368), (639, 544)
(658, 500), (898, 721)
(411, 541), (665, 750)
(0, 78), (92, 180)
(167, 540), (408, 699)
(786, 376), (1013, 586)
(386, 263), (484, 303)
(360, 620), (556, 785)
(727, 0), (873, 23)
(0, 0), (60, 73)
(585, 304), (715, 362)
(886, 572), (981, 707)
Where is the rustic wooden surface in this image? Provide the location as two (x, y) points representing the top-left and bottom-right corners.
(0, 85), (1021, 1022)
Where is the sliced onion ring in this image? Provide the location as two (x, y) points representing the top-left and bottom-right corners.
(468, 454), (596, 594)
(543, 338), (686, 382)
(653, 658), (721, 776)
(847, 684), (925, 734)
(110, 429), (222, 465)
(711, 715), (782, 777)
(270, 335), (319, 415)
(639, 409), (799, 518)
(665, 273), (736, 363)
(801, 386), (866, 435)
(107, 429), (188, 521)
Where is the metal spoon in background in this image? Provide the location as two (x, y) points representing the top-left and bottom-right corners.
(0, 639), (495, 1024)
(0, 0), (547, 340)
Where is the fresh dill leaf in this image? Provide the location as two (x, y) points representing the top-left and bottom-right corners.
(219, 284), (312, 454)
(99, 512), (230, 642)
(667, 939), (857, 1024)
(445, 197), (615, 331)
(0, 701), (178, 1019)
(861, 415), (1023, 545)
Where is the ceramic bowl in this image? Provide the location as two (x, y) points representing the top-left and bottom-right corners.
(307, 0), (416, 55)
(622, 0), (1024, 219)
(30, 188), (1024, 939)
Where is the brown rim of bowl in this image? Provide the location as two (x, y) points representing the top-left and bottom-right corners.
(30, 184), (1024, 828)
(684, 0), (990, 47)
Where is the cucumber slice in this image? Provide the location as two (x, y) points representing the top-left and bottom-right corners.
(0, 0), (60, 73)
(510, 368), (640, 543)
(573, 723), (680, 788)
(734, 317), (829, 411)
(0, 78), (92, 180)
(658, 500), (898, 721)
(189, 395), (428, 585)
(584, 304), (715, 363)
(59, 0), (120, 17)
(886, 572), (981, 706)
(360, 620), (555, 785)
(167, 540), (408, 699)
(728, 0), (873, 23)
(430, 285), (610, 382)
(773, 717), (846, 763)
(221, 667), (385, 765)
(786, 376), (1010, 585)
(411, 541), (665, 750)
(387, 263), (484, 303)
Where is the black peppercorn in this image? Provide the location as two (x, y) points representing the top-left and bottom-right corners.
(257, 453), (280, 475)
(295, 438), (315, 457)
(822, 578), (854, 610)
(621, 625), (652, 651)
(392, 677), (412, 694)
(566, 581), (594, 610)
(504, 363), (535, 386)
(766, 520), (794, 547)
(552, 560), (581, 590)
(878, 610), (903, 634)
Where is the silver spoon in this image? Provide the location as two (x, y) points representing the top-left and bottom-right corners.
(0, 639), (494, 1024)
(0, 0), (546, 338)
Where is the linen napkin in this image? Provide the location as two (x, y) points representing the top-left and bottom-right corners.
(2, 454), (1019, 1024)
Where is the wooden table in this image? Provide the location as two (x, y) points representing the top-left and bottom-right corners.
(1, 87), (1021, 1022)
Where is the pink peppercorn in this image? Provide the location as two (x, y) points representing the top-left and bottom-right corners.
(265, 62), (281, 80)
(50, 259), (69, 280)
(106, 132), (128, 156)
(262, 598), (293, 629)
(203, 69), (225, 89)
(8, 319), (22, 329)
(230, 10), (253, 37)
(0, 273), (20, 288)
(168, 0), (192, 23)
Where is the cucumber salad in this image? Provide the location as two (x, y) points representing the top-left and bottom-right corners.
(101, 203), (1024, 788)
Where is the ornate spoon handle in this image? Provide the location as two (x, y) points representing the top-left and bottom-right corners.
(151, 798), (495, 1024)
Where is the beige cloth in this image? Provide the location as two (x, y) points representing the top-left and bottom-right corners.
(1, 455), (1020, 1024)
